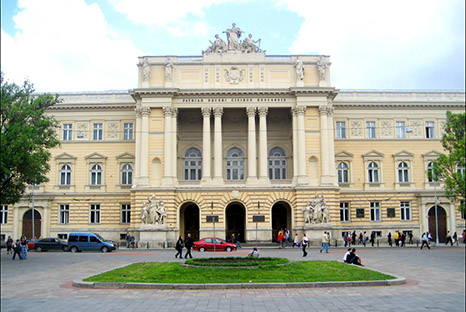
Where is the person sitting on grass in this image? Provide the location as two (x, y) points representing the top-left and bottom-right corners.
(248, 247), (259, 257)
(346, 248), (364, 266)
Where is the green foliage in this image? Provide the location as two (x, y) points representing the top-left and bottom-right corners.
(434, 111), (466, 212)
(84, 260), (395, 284)
(1, 72), (61, 204)
(185, 256), (289, 267)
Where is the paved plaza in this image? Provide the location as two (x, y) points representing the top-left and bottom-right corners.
(1, 244), (465, 312)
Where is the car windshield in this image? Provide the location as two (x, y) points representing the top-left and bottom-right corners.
(94, 233), (106, 241)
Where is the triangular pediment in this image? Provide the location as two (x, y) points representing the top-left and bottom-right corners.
(54, 152), (77, 160)
(362, 150), (384, 158)
(335, 150), (354, 158)
(423, 150), (442, 157)
(393, 150), (414, 158)
(85, 152), (107, 160)
(116, 152), (135, 160)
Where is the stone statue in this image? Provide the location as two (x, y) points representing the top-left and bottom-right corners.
(242, 34), (263, 53)
(295, 58), (304, 81)
(320, 202), (330, 223)
(317, 56), (329, 80)
(204, 34), (228, 54)
(141, 195), (166, 225)
(142, 57), (150, 82)
(304, 194), (328, 224)
(303, 204), (314, 224)
(165, 60), (173, 81)
(223, 23), (244, 51)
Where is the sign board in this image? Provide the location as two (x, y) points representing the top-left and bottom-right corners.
(206, 215), (219, 223)
(252, 215), (265, 222)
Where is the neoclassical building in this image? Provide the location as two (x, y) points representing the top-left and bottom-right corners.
(1, 29), (465, 246)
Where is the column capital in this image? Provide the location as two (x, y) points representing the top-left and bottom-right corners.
(246, 107), (256, 117)
(201, 107), (212, 117)
(258, 106), (268, 117)
(163, 106), (177, 117)
(327, 105), (334, 117)
(139, 107), (151, 117)
(318, 105), (329, 116)
(213, 107), (224, 117)
(293, 105), (306, 116)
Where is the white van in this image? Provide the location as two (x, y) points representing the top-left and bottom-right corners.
(67, 232), (116, 253)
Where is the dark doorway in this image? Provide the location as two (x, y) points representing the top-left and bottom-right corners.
(271, 202), (291, 242)
(226, 203), (245, 242)
(428, 206), (447, 243)
(22, 209), (41, 239)
(182, 204), (200, 242)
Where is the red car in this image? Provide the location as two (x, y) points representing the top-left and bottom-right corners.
(193, 237), (236, 252)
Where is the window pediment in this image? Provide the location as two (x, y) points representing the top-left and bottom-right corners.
(85, 152), (107, 160)
(393, 150), (414, 159)
(55, 152), (77, 160)
(362, 150), (384, 159)
(116, 152), (135, 160)
(335, 150), (354, 160)
(422, 150), (442, 158)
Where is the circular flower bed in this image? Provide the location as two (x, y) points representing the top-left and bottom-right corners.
(185, 257), (288, 268)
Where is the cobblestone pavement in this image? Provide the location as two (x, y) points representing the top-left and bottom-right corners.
(1, 243), (465, 312)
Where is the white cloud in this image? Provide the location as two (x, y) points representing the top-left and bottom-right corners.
(278, 0), (465, 89)
(1, 0), (143, 92)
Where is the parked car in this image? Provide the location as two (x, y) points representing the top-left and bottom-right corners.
(27, 239), (38, 250)
(193, 237), (237, 252)
(34, 238), (67, 252)
(67, 232), (116, 253)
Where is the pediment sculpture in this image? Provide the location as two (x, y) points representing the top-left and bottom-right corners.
(303, 193), (330, 224)
(141, 195), (167, 225)
(204, 23), (265, 54)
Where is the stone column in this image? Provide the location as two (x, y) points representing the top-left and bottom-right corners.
(134, 106), (142, 186)
(213, 107), (224, 184)
(162, 107), (173, 186)
(319, 105), (331, 185)
(172, 108), (178, 184)
(327, 105), (337, 185)
(201, 107), (212, 182)
(292, 108), (298, 184)
(258, 107), (270, 184)
(246, 107), (257, 184)
(296, 105), (309, 184)
(138, 107), (151, 186)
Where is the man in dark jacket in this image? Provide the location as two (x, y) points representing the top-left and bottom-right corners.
(12, 240), (22, 260)
(184, 233), (193, 259)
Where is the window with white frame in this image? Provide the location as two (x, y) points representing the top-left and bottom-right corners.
(268, 147), (287, 180)
(425, 121), (435, 138)
(226, 148), (244, 180)
(427, 161), (437, 182)
(91, 164), (102, 185)
(396, 121), (406, 138)
(60, 164), (72, 185)
(59, 204), (69, 224)
(184, 148), (202, 181)
(370, 202), (381, 221)
(337, 162), (349, 183)
(397, 162), (409, 183)
(368, 162), (379, 183)
(400, 201), (411, 221)
(336, 121), (346, 139)
(93, 123), (103, 140)
(121, 164), (133, 185)
(340, 202), (350, 222)
(366, 121), (376, 138)
(90, 204), (100, 224)
(121, 204), (131, 224)
(1, 205), (7, 224)
(62, 123), (73, 141)
(123, 123), (133, 140)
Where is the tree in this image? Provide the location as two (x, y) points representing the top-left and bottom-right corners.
(434, 111), (466, 212)
(1, 72), (61, 205)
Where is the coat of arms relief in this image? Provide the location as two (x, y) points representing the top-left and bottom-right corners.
(224, 67), (245, 84)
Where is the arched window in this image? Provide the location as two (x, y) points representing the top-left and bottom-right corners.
(398, 162), (409, 183)
(122, 164), (133, 185)
(60, 164), (71, 185)
(367, 162), (379, 183)
(226, 148), (244, 180)
(184, 148), (202, 180)
(427, 161), (437, 182)
(337, 162), (348, 183)
(268, 147), (286, 180)
(91, 164), (102, 185)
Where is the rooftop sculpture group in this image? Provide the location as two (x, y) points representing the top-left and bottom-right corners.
(204, 23), (264, 54)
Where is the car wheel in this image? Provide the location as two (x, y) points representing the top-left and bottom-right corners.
(70, 246), (78, 253)
(226, 246), (232, 252)
(199, 247), (206, 252)
(36, 246), (42, 252)
(62, 246), (67, 252)
(101, 246), (109, 253)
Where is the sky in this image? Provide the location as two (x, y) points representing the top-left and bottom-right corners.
(1, 0), (465, 92)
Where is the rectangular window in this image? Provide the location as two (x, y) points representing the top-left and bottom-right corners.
(121, 204), (131, 224)
(400, 201), (411, 221)
(59, 204), (70, 224)
(123, 123), (134, 140)
(62, 123), (73, 141)
(425, 121), (435, 138)
(90, 204), (100, 224)
(336, 121), (346, 139)
(396, 121), (406, 138)
(366, 121), (376, 138)
(93, 123), (103, 141)
(340, 202), (350, 222)
(1, 205), (7, 224)
(370, 202), (380, 222)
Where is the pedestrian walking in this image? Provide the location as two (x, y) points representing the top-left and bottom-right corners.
(302, 233), (308, 257)
(284, 228), (290, 247)
(277, 230), (284, 249)
(125, 231), (131, 248)
(388, 232), (392, 247)
(320, 231), (330, 253)
(420, 232), (431, 250)
(400, 232), (405, 247)
(236, 233), (242, 248)
(293, 233), (299, 248)
(370, 231), (375, 247)
(462, 230), (466, 244)
(358, 232), (363, 245)
(174, 236), (184, 259)
(6, 236), (13, 254)
(343, 232), (348, 247)
(452, 232), (458, 245)
(363, 231), (368, 247)
(20, 240), (28, 259)
(445, 231), (453, 246)
(184, 233), (193, 259)
(408, 232), (413, 245)
(394, 231), (399, 247)
(130, 235), (136, 248)
(12, 240), (22, 260)
(352, 231), (356, 244)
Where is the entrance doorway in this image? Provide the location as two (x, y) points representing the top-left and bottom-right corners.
(226, 202), (245, 242)
(428, 206), (447, 243)
(271, 202), (291, 242)
(180, 203), (200, 242)
(22, 209), (41, 239)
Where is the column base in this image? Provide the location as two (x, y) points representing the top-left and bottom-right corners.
(320, 175), (337, 186)
(246, 177), (259, 185)
(212, 177), (224, 186)
(257, 176), (271, 186)
(201, 177), (212, 185)
(161, 176), (174, 187)
(137, 176), (150, 187)
(296, 175), (309, 185)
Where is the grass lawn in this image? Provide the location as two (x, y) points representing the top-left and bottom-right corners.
(84, 260), (395, 284)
